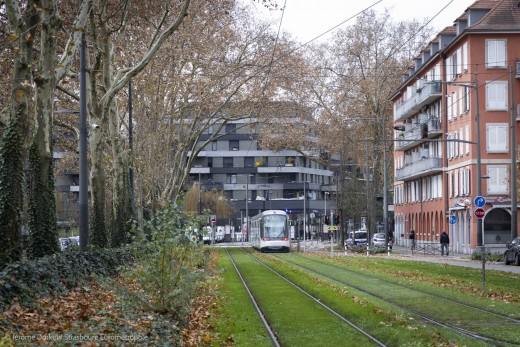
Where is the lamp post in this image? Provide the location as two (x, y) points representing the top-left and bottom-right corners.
(510, 67), (517, 240)
(77, 24), (88, 251)
(443, 79), (483, 247)
(443, 78), (485, 289)
(245, 174), (253, 243)
(383, 113), (389, 246)
(198, 172), (202, 215)
(475, 78), (483, 248)
(303, 181), (308, 252)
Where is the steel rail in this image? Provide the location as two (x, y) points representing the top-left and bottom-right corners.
(226, 249), (281, 347)
(239, 249), (387, 347)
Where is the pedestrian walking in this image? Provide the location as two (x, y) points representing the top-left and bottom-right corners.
(409, 229), (416, 250)
(440, 231), (450, 256)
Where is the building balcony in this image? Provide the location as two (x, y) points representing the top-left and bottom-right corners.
(395, 118), (442, 151)
(395, 156), (443, 181)
(394, 81), (442, 122)
(395, 127), (423, 151)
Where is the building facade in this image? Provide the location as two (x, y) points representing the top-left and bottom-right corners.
(188, 117), (336, 239)
(391, 0), (520, 253)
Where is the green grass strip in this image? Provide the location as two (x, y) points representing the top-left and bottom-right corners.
(208, 249), (273, 346)
(228, 248), (378, 346)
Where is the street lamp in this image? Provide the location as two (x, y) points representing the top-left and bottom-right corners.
(245, 174), (253, 242)
(79, 23), (88, 252)
(303, 181), (307, 252)
(510, 67), (517, 240)
(442, 79), (483, 247)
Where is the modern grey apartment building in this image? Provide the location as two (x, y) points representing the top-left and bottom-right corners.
(188, 118), (336, 237)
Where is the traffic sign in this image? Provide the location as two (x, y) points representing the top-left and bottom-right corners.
(474, 196), (486, 208)
(474, 207), (485, 219)
(449, 215), (457, 224)
(211, 218), (217, 225)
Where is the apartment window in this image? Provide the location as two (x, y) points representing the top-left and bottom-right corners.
(211, 141), (217, 151)
(458, 89), (463, 116)
(454, 169), (459, 197)
(225, 123), (236, 134)
(465, 125), (470, 155)
(229, 140), (239, 151)
(486, 39), (506, 68)
(462, 42), (468, 71)
(456, 47), (462, 76)
(448, 172), (453, 198)
(459, 128), (464, 157)
(256, 156), (267, 167)
(447, 94), (452, 121)
(487, 166), (508, 195)
(207, 157), (213, 168)
(486, 124), (508, 153)
(244, 157), (254, 168)
(223, 157), (233, 168)
(486, 81), (508, 110)
(463, 86), (470, 112)
(207, 125), (214, 134)
(453, 133), (459, 158)
(226, 174), (237, 184)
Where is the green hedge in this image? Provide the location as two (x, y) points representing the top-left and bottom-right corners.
(0, 246), (136, 310)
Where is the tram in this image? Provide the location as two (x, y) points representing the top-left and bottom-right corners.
(250, 210), (290, 252)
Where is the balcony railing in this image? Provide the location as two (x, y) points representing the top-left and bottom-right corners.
(395, 156), (443, 181)
(394, 81), (442, 122)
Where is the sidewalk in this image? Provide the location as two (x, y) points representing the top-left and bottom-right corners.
(299, 240), (520, 274)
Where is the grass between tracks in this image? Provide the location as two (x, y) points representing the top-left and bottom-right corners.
(206, 248), (520, 346)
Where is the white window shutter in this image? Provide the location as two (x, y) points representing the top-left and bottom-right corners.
(462, 42), (468, 70)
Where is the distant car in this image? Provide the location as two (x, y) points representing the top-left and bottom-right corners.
(59, 238), (71, 251)
(371, 233), (386, 246)
(345, 230), (368, 247)
(504, 237), (520, 266)
(68, 236), (80, 247)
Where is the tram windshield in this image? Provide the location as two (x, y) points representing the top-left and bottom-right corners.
(261, 215), (287, 239)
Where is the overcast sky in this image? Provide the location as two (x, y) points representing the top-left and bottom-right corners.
(251, 0), (476, 43)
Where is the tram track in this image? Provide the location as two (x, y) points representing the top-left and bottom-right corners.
(272, 253), (520, 346)
(225, 249), (281, 347)
(226, 248), (387, 346)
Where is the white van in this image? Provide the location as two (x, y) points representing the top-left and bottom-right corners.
(202, 226), (213, 244)
(345, 230), (368, 247)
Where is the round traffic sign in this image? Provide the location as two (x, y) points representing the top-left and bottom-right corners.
(449, 215), (457, 224)
(474, 207), (485, 219)
(474, 196), (486, 208)
(211, 218), (216, 225)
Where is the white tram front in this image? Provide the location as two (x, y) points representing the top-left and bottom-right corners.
(250, 210), (290, 252)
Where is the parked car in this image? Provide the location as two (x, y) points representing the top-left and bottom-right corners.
(59, 238), (71, 251)
(345, 230), (368, 247)
(371, 233), (386, 246)
(504, 237), (520, 266)
(68, 236), (80, 247)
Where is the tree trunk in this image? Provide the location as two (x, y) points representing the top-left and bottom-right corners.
(0, 1), (38, 265)
(29, 0), (60, 258)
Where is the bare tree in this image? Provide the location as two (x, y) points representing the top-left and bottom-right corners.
(0, 0), (92, 264)
(129, 1), (302, 219)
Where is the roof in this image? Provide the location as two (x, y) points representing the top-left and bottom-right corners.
(468, 0), (520, 30)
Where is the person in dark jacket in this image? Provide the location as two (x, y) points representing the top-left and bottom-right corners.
(409, 229), (416, 250)
(440, 231), (450, 256)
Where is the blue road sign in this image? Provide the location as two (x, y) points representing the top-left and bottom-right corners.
(449, 215), (457, 224)
(474, 196), (486, 208)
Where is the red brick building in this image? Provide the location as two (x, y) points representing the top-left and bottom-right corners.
(390, 0), (520, 254)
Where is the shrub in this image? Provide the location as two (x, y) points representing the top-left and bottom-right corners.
(130, 203), (209, 324)
(470, 251), (504, 262)
(0, 246), (136, 310)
